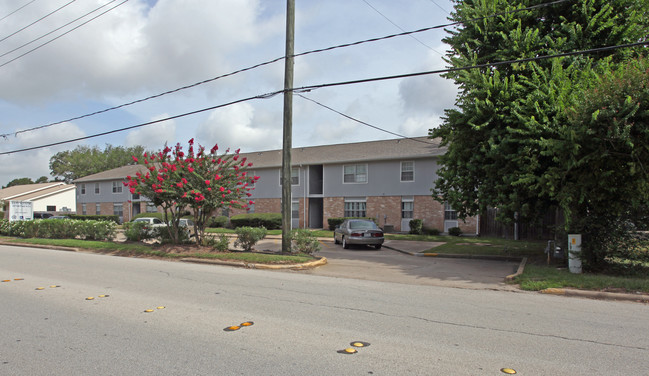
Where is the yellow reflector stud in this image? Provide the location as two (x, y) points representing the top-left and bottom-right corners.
(144, 309), (154, 313)
(240, 321), (253, 327)
(85, 297), (95, 300)
(14, 278), (24, 281)
(501, 368), (517, 374)
(98, 295), (109, 298)
(224, 326), (240, 332)
(35, 287), (45, 290)
(49, 285), (60, 288)
(2, 279), (11, 282)
(157, 306), (165, 309)
(350, 341), (370, 348)
(340, 348), (358, 354)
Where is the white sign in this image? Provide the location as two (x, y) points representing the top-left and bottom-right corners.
(9, 201), (33, 222)
(568, 234), (582, 274)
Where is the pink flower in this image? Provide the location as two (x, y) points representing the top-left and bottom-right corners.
(188, 167), (194, 172)
(214, 174), (221, 180)
(205, 180), (211, 185)
(219, 186), (225, 192)
(211, 144), (218, 153)
(132, 156), (138, 162)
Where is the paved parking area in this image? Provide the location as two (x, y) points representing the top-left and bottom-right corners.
(253, 237), (521, 291)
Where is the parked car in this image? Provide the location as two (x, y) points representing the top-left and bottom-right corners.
(50, 215), (70, 220)
(333, 219), (384, 249)
(33, 212), (53, 219)
(132, 217), (195, 237)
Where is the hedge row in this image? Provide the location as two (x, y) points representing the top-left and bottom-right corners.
(68, 214), (120, 223)
(0, 218), (116, 240)
(230, 213), (282, 230)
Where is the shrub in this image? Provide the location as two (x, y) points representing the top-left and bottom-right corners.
(230, 213), (281, 229)
(327, 217), (377, 231)
(123, 221), (153, 242)
(155, 225), (191, 244)
(207, 216), (229, 228)
(68, 214), (120, 223)
(423, 227), (441, 236)
(448, 227), (462, 236)
(132, 212), (165, 221)
(211, 234), (230, 252)
(290, 229), (321, 255)
(409, 219), (423, 235)
(234, 226), (267, 251)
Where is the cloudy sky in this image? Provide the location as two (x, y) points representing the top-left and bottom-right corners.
(0, 0), (457, 185)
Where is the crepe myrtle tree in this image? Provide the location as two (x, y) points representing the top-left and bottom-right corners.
(125, 139), (259, 244)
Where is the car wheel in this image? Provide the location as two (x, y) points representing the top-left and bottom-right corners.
(334, 234), (339, 244)
(342, 236), (349, 249)
(374, 244), (382, 250)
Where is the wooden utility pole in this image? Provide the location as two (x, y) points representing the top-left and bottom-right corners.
(281, 0), (295, 252)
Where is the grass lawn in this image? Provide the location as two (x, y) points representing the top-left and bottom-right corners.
(0, 237), (314, 264)
(515, 264), (649, 293)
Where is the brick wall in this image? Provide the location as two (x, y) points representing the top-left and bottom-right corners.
(366, 196), (401, 230)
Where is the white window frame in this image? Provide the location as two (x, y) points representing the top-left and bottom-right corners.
(344, 197), (367, 217)
(343, 164), (368, 184)
(95, 203), (101, 215)
(112, 181), (123, 194)
(401, 197), (414, 219)
(444, 202), (457, 220)
(146, 202), (157, 213)
(113, 203), (123, 217)
(82, 203), (87, 215)
(279, 167), (300, 186)
(400, 161), (415, 182)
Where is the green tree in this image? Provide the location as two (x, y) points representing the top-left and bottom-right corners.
(125, 139), (258, 244)
(4, 177), (34, 188)
(35, 176), (49, 184)
(432, 0), (648, 223)
(50, 144), (147, 183)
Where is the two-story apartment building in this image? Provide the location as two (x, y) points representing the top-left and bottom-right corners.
(74, 137), (478, 233)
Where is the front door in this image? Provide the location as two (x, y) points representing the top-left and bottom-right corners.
(291, 201), (300, 229)
(401, 198), (413, 232)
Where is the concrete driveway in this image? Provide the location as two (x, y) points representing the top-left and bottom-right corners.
(256, 237), (521, 291)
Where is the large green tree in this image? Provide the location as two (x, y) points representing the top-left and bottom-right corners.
(50, 144), (148, 183)
(432, 0), (648, 224)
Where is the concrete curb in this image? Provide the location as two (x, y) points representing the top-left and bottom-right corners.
(180, 256), (327, 270)
(540, 288), (649, 303)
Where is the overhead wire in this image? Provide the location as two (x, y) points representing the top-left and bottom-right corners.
(0, 0), (572, 140)
(0, 0), (127, 66)
(1, 39), (646, 156)
(361, 0), (442, 55)
(0, 0), (38, 23)
(295, 93), (435, 144)
(0, 0), (76, 43)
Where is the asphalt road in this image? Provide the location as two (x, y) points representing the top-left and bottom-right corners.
(1, 245), (648, 375)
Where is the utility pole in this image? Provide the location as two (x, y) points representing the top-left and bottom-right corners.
(281, 0), (295, 253)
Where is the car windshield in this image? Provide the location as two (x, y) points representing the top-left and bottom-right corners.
(349, 221), (378, 230)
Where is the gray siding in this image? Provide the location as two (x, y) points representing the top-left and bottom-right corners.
(76, 180), (141, 204)
(248, 157), (439, 199)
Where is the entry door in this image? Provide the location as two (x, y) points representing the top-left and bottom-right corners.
(401, 198), (413, 232)
(291, 201), (300, 229)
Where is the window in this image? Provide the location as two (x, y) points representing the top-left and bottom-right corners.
(82, 203), (87, 215)
(46, 205), (56, 212)
(95, 203), (101, 215)
(401, 161), (414, 182)
(94, 183), (100, 194)
(344, 198), (366, 217)
(146, 202), (157, 213)
(401, 199), (414, 219)
(113, 203), (123, 217)
(280, 167), (299, 185)
(343, 164), (367, 183)
(444, 202), (457, 220)
(132, 193), (140, 200)
(112, 181), (122, 194)
(80, 184), (86, 195)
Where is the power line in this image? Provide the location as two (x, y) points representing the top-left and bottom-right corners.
(0, 0), (572, 140)
(1, 39), (646, 156)
(0, 0), (38, 23)
(0, 0), (127, 66)
(296, 93), (435, 144)
(361, 0), (442, 54)
(0, 0), (76, 44)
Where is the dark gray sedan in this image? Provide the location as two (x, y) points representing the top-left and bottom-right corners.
(333, 219), (384, 249)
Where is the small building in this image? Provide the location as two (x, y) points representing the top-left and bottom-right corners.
(0, 182), (76, 218)
(73, 137), (478, 234)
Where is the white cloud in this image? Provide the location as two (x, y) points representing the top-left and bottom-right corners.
(124, 115), (176, 149)
(196, 103), (282, 152)
(0, 122), (85, 184)
(399, 115), (441, 137)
